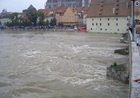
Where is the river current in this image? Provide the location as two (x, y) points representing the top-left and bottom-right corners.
(0, 31), (128, 98)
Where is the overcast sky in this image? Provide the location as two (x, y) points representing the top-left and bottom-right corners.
(0, 0), (47, 13)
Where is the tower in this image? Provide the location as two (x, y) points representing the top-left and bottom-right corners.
(58, 0), (62, 6)
(82, 0), (85, 7)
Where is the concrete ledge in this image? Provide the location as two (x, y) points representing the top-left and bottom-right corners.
(130, 42), (140, 98)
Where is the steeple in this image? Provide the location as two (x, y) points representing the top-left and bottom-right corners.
(58, 0), (62, 6)
(28, 4), (36, 11)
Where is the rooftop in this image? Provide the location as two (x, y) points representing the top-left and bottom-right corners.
(87, 0), (131, 18)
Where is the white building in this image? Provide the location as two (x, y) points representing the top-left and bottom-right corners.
(0, 18), (10, 26)
(86, 0), (131, 33)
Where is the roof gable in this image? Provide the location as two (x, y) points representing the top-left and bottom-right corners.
(63, 7), (75, 16)
(28, 4), (36, 11)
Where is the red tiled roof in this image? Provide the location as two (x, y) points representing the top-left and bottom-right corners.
(87, 0), (131, 18)
(75, 7), (88, 13)
(55, 6), (68, 14)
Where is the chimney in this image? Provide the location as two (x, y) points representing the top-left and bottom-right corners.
(113, 8), (116, 14)
(126, 2), (129, 8)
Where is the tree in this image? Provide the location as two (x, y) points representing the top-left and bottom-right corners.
(21, 20), (32, 26)
(9, 13), (18, 26)
(45, 20), (49, 26)
(53, 18), (57, 26)
(26, 10), (37, 26)
(37, 11), (45, 26)
(58, 22), (64, 27)
(50, 19), (53, 26)
(50, 18), (57, 26)
(5, 21), (13, 27)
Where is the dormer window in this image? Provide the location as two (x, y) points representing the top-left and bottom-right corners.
(99, 13), (102, 16)
(116, 8), (118, 10)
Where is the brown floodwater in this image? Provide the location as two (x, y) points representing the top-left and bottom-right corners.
(0, 31), (128, 98)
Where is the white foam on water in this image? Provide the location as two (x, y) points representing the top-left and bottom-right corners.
(68, 45), (91, 53)
(21, 49), (41, 58)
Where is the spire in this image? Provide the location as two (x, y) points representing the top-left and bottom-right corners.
(28, 4), (36, 11)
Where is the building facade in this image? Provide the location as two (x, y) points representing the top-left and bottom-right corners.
(87, 0), (131, 33)
(45, 0), (91, 9)
(87, 17), (129, 33)
(56, 7), (78, 26)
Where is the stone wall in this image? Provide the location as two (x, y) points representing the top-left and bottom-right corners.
(106, 32), (129, 84)
(106, 63), (129, 84)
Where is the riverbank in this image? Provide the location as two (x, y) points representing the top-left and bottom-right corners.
(0, 26), (78, 32)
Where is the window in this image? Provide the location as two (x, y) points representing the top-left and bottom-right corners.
(116, 23), (118, 26)
(91, 28), (92, 30)
(92, 23), (94, 26)
(116, 18), (118, 21)
(96, 23), (98, 26)
(100, 28), (102, 30)
(100, 23), (102, 26)
(92, 19), (94, 21)
(108, 23), (110, 26)
(100, 18), (101, 21)
(108, 18), (109, 21)
(117, 29), (119, 31)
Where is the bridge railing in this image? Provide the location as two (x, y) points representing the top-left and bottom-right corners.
(128, 30), (140, 98)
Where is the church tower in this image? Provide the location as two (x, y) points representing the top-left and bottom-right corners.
(58, 0), (62, 6)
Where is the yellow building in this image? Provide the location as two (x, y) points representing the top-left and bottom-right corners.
(56, 7), (78, 26)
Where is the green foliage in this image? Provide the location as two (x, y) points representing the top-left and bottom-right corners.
(37, 11), (45, 26)
(45, 20), (49, 26)
(21, 20), (32, 26)
(110, 62), (125, 71)
(50, 18), (57, 26)
(26, 10), (37, 26)
(5, 9), (49, 27)
(9, 13), (18, 26)
(5, 22), (12, 26)
(110, 62), (118, 68)
(53, 18), (57, 26)
(58, 22), (64, 27)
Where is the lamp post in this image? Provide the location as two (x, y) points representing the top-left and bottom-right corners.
(131, 0), (135, 41)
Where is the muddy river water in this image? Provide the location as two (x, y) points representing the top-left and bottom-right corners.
(0, 31), (129, 98)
